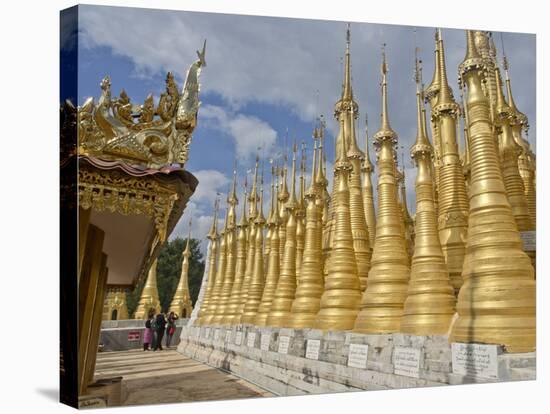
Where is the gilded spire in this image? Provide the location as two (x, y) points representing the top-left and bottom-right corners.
(241, 169), (266, 324)
(315, 120), (328, 189)
(267, 144), (299, 327)
(342, 23), (353, 101)
(134, 259), (161, 319)
(361, 114), (377, 248)
(309, 135), (318, 194)
(501, 52), (536, 226)
(354, 49), (410, 334)
(379, 44), (395, 137)
(202, 202), (229, 325)
(213, 176), (239, 324)
(196, 199), (220, 325)
(169, 219), (193, 318)
(401, 60), (455, 334)
(249, 155), (259, 219)
(425, 29), (441, 102)
(413, 57), (431, 151)
(435, 28), (454, 107)
(207, 198), (220, 240)
(255, 165), (281, 326)
(290, 127), (324, 328)
(432, 29), (468, 294)
(224, 181), (249, 325)
(295, 142), (307, 285)
(451, 29), (535, 352)
(316, 104), (361, 330)
(494, 67), (534, 235)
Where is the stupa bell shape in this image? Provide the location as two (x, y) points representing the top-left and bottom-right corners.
(494, 66), (535, 270)
(353, 51), (410, 334)
(431, 30), (469, 294)
(256, 167), (281, 326)
(241, 172), (267, 324)
(504, 64), (536, 226)
(134, 258), (161, 319)
(195, 200), (220, 325)
(315, 111), (362, 331)
(202, 205), (229, 325)
(290, 138), (325, 328)
(267, 146), (300, 327)
(212, 171), (239, 325)
(295, 146), (307, 284)
(400, 65), (455, 335)
(451, 31), (535, 352)
(169, 226), (194, 318)
(335, 26), (371, 292)
(224, 183), (249, 325)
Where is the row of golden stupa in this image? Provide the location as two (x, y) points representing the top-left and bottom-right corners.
(193, 28), (536, 353)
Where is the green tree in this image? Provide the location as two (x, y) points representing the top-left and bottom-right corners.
(126, 237), (205, 317)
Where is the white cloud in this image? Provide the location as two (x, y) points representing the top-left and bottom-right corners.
(200, 104), (277, 161)
(192, 169), (231, 205)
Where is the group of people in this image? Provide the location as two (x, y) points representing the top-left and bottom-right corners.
(143, 311), (179, 351)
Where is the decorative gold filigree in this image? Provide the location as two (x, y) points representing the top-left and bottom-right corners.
(78, 167), (179, 241)
(78, 41), (206, 169)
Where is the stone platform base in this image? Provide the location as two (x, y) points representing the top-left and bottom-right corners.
(100, 319), (188, 351)
(177, 325), (535, 396)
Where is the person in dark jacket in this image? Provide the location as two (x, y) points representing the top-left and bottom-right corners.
(165, 312), (179, 348)
(153, 313), (167, 351)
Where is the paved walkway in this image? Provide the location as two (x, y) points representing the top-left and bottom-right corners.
(94, 349), (272, 406)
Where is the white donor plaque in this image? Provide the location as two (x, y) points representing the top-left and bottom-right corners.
(260, 334), (271, 351)
(520, 231), (536, 252)
(278, 336), (291, 354)
(214, 329), (221, 341)
(394, 347), (421, 378)
(235, 331), (243, 345)
(225, 330), (232, 343)
(205, 327), (211, 338)
(451, 343), (498, 379)
(305, 339), (321, 360)
(247, 332), (257, 348)
(348, 344), (369, 369)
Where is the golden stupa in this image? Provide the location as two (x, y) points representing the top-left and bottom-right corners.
(189, 26), (536, 358)
(168, 221), (194, 318)
(451, 30), (535, 352)
(400, 55), (455, 335)
(134, 259), (162, 319)
(353, 47), (410, 334)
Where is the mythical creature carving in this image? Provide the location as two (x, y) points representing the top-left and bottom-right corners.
(77, 40), (206, 169)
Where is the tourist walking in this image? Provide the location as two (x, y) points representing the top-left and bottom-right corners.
(143, 309), (155, 351)
(165, 312), (179, 348)
(153, 313), (167, 351)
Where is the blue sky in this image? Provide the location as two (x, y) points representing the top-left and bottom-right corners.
(76, 5), (536, 251)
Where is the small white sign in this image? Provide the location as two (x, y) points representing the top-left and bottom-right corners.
(394, 347), (421, 378)
(225, 330), (232, 343)
(214, 329), (221, 341)
(235, 331), (243, 345)
(260, 333), (271, 351)
(278, 336), (291, 354)
(520, 231), (536, 252)
(205, 327), (211, 338)
(348, 343), (369, 369)
(305, 339), (321, 360)
(247, 332), (257, 348)
(451, 343), (499, 379)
